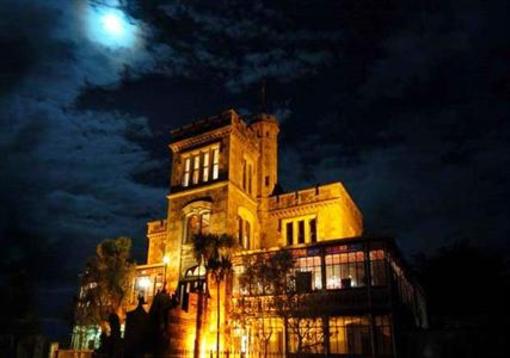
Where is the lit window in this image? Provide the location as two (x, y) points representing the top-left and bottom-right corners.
(192, 155), (200, 184)
(288, 318), (324, 354)
(185, 211), (210, 243)
(325, 251), (366, 289)
(201, 211), (210, 234)
(370, 250), (387, 286)
(212, 148), (219, 179)
(202, 152), (210, 182)
(245, 220), (251, 249)
(135, 276), (153, 302)
(296, 256), (322, 290)
(186, 214), (200, 243)
(183, 157), (191, 187)
(237, 216), (251, 249)
(329, 316), (371, 355)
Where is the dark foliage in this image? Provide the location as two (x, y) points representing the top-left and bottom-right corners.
(414, 241), (510, 328)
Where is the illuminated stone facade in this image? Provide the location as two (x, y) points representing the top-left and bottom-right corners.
(130, 109), (426, 357)
(147, 109), (361, 281)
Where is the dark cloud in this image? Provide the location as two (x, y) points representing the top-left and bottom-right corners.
(1, 0), (510, 339)
(0, 0), (168, 337)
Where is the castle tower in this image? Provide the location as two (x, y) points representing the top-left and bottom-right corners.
(249, 113), (280, 198)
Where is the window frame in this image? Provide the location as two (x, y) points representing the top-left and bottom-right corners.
(180, 144), (220, 187)
(283, 215), (318, 246)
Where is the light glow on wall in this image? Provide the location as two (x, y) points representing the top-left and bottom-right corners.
(137, 276), (151, 289)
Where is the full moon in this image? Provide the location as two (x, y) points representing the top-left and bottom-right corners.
(85, 5), (138, 48)
(102, 13), (124, 36)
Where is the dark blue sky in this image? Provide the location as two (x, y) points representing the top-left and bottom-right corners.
(1, 0), (509, 339)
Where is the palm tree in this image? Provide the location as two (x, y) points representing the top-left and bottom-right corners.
(192, 233), (237, 358)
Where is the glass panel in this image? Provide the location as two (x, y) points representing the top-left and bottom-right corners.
(183, 157), (190, 187)
(202, 151), (209, 182)
(200, 211), (210, 234)
(326, 252), (366, 289)
(288, 318), (324, 353)
(296, 256), (322, 290)
(329, 316), (371, 355)
(212, 148), (219, 179)
(245, 220), (251, 249)
(374, 315), (392, 355)
(192, 155), (200, 184)
(186, 214), (200, 243)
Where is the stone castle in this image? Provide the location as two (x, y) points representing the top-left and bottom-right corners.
(74, 109), (427, 357)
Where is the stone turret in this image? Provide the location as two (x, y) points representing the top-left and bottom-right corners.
(250, 113), (279, 198)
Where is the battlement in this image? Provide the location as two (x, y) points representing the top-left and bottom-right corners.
(147, 219), (167, 235)
(170, 109), (242, 144)
(267, 182), (349, 211)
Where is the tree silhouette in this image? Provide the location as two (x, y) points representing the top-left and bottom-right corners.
(74, 237), (136, 348)
(191, 233), (237, 358)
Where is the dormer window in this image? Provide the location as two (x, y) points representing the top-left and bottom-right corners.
(181, 145), (220, 187)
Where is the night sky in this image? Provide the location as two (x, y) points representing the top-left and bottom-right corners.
(1, 0), (509, 339)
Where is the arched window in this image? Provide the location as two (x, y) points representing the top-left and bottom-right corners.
(186, 214), (200, 243)
(182, 200), (212, 244)
(237, 206), (254, 250)
(185, 211), (210, 243)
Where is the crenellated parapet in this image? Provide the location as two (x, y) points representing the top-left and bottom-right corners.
(146, 219), (168, 265)
(258, 182), (363, 247)
(147, 219), (167, 234)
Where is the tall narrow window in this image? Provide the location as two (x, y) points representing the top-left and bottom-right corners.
(192, 155), (200, 184)
(248, 164), (253, 194)
(186, 214), (200, 243)
(212, 148), (219, 179)
(201, 212), (210, 234)
(242, 159), (247, 190)
(183, 157), (191, 187)
(309, 218), (317, 243)
(202, 152), (210, 182)
(286, 222), (293, 246)
(238, 216), (244, 246)
(185, 211), (211, 243)
(298, 220), (305, 244)
(245, 221), (251, 249)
